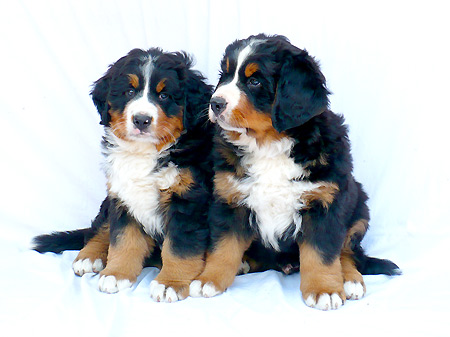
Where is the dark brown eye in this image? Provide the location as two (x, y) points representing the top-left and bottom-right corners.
(126, 89), (135, 98)
(159, 93), (169, 100)
(248, 78), (261, 87)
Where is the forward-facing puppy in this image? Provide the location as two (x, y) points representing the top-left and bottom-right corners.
(33, 48), (214, 302)
(190, 34), (400, 310)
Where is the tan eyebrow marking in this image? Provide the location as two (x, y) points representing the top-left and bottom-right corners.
(127, 74), (139, 88)
(156, 78), (166, 93)
(244, 62), (259, 77)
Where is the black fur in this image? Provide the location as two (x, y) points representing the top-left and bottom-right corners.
(33, 48), (214, 265)
(209, 34), (400, 277)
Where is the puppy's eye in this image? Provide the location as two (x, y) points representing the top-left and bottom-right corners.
(159, 93), (169, 100)
(126, 89), (136, 98)
(248, 78), (261, 88)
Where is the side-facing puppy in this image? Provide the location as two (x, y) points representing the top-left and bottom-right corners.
(33, 48), (214, 302)
(190, 34), (400, 310)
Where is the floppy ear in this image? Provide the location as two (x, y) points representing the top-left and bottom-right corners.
(90, 74), (111, 126)
(175, 53), (213, 131)
(272, 50), (329, 132)
(184, 70), (213, 130)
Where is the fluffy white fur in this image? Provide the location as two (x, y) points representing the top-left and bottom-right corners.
(305, 293), (344, 311)
(98, 274), (133, 294)
(149, 280), (181, 303)
(344, 281), (365, 300)
(103, 129), (179, 237)
(189, 280), (221, 298)
(224, 132), (324, 250)
(72, 258), (104, 276)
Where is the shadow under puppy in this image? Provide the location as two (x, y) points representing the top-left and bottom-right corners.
(190, 34), (400, 310)
(33, 48), (214, 302)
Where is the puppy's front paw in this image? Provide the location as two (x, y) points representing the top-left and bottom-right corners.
(304, 292), (345, 310)
(189, 280), (223, 298)
(344, 280), (365, 300)
(149, 280), (188, 303)
(72, 258), (104, 276)
(98, 274), (133, 294)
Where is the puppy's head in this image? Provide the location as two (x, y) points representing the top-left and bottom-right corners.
(91, 48), (210, 148)
(209, 34), (329, 142)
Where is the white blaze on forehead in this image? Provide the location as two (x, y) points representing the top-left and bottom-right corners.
(213, 43), (254, 104)
(124, 56), (159, 134)
(209, 39), (265, 124)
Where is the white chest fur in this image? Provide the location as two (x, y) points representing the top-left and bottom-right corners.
(229, 134), (322, 250)
(103, 132), (179, 237)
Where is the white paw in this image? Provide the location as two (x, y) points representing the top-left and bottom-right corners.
(344, 281), (365, 300)
(72, 258), (104, 276)
(189, 280), (203, 297)
(98, 275), (132, 294)
(149, 280), (180, 303)
(189, 280), (222, 298)
(237, 261), (250, 275)
(305, 293), (344, 310)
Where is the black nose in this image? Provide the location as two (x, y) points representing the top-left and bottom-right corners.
(133, 114), (152, 131)
(210, 97), (227, 116)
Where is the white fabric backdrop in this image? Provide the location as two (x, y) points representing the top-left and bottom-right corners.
(1, 0), (449, 336)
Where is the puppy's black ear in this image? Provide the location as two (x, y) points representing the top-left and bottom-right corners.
(184, 70), (213, 130)
(91, 74), (111, 126)
(176, 53), (213, 131)
(90, 51), (135, 127)
(272, 49), (329, 132)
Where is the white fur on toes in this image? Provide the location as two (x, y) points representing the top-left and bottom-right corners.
(189, 280), (222, 298)
(305, 293), (344, 310)
(149, 280), (180, 303)
(98, 275), (132, 294)
(72, 258), (104, 276)
(344, 281), (365, 300)
(189, 280), (203, 297)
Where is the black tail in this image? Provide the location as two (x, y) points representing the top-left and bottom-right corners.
(33, 228), (93, 253)
(353, 245), (401, 276)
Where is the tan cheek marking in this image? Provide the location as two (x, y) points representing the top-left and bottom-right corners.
(153, 238), (205, 299)
(154, 108), (184, 152)
(128, 74), (139, 88)
(214, 171), (245, 205)
(226, 57), (230, 73)
(100, 223), (154, 282)
(230, 95), (286, 145)
(109, 110), (128, 140)
(156, 78), (166, 93)
(302, 182), (339, 209)
(299, 242), (345, 302)
(197, 235), (253, 294)
(74, 225), (110, 268)
(244, 62), (259, 77)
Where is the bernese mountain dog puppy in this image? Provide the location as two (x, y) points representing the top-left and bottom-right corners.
(189, 34), (400, 310)
(33, 48), (214, 302)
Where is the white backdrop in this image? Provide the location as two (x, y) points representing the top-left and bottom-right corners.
(1, 0), (449, 336)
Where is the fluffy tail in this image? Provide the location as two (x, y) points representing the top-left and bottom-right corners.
(33, 228), (93, 253)
(353, 245), (401, 276)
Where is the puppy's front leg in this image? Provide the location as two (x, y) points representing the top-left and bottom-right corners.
(99, 221), (154, 294)
(150, 238), (205, 302)
(299, 242), (346, 310)
(189, 235), (252, 298)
